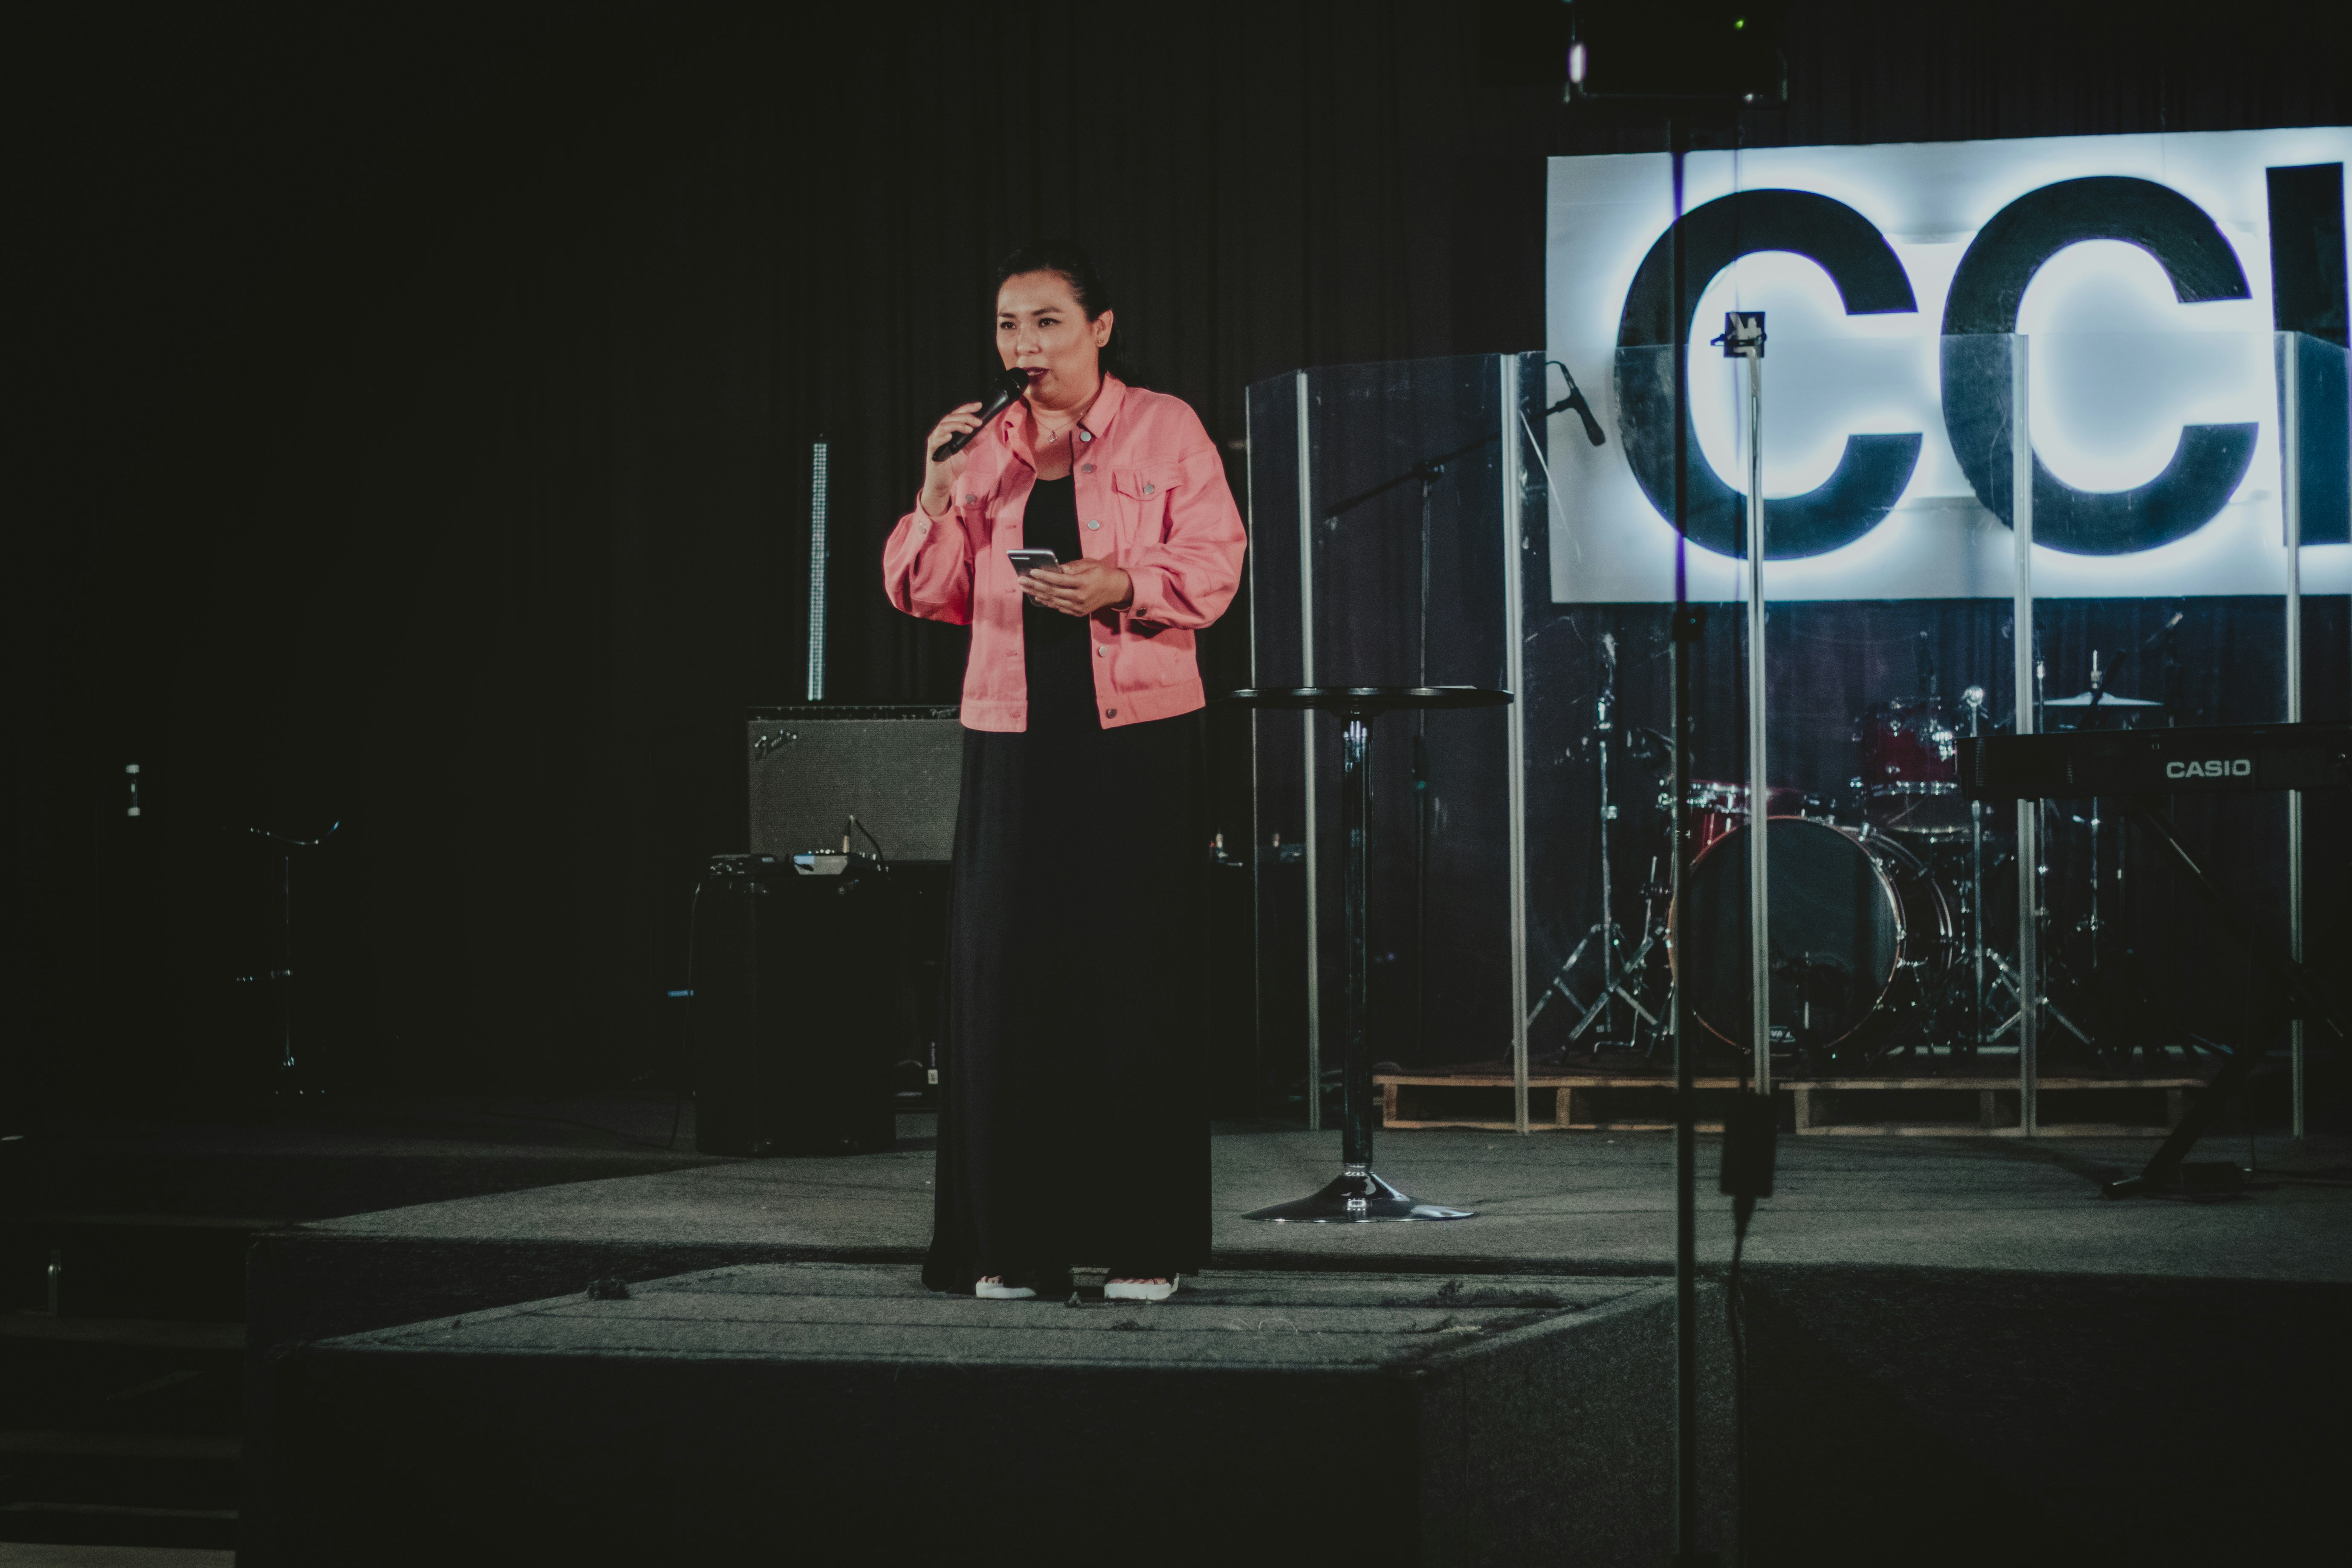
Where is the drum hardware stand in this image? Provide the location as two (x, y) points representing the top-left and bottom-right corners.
(1984, 949), (2090, 1047)
(1529, 632), (1650, 1054)
(1531, 856), (1672, 1063)
(2083, 650), (2110, 975)
(1963, 685), (1990, 1056)
(234, 821), (342, 1097)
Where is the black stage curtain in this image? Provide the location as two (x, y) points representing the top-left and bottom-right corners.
(9, 1), (2349, 1105)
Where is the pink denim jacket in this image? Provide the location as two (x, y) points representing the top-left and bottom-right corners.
(882, 376), (1246, 731)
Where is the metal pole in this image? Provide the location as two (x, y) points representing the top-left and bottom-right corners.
(1341, 716), (1374, 1170)
(1501, 356), (1532, 1134)
(806, 438), (830, 702)
(1297, 370), (1322, 1131)
(278, 848), (295, 1073)
(1744, 346), (1771, 1095)
(1247, 402), (1267, 1120)
(2012, 338), (2039, 1137)
(1969, 696), (1987, 1055)
(1666, 118), (1701, 1568)
(1415, 476), (1433, 1068)
(2281, 331), (2306, 1139)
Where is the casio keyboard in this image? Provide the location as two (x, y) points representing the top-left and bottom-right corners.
(1959, 720), (2352, 801)
(1956, 720), (2348, 1198)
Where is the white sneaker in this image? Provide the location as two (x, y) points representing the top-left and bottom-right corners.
(975, 1277), (1036, 1300)
(1104, 1277), (1177, 1303)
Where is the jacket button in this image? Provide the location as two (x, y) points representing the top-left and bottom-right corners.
(964, 493), (978, 504)
(1105, 708), (1117, 717)
(1096, 645), (1106, 657)
(1079, 431), (1093, 442)
(1087, 519), (1101, 530)
(1081, 463), (1094, 474)
(1143, 482), (1154, 495)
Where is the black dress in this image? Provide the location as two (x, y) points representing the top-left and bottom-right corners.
(921, 473), (1210, 1292)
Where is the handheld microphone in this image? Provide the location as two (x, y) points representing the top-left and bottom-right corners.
(932, 367), (1033, 463)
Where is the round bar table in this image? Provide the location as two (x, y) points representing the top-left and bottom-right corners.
(1220, 686), (1513, 1221)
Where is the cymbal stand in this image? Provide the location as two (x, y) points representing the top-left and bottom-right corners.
(237, 821), (342, 1097)
(2014, 642), (2090, 1050)
(1963, 685), (1989, 1057)
(2078, 650), (2110, 972)
(1577, 635), (1634, 1050)
(1528, 638), (1656, 1054)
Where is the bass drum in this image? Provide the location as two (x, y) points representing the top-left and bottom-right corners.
(1675, 817), (1954, 1061)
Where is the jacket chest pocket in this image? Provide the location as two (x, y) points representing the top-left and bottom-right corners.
(1111, 467), (1179, 546)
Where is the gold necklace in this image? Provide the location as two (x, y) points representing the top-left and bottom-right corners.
(1031, 385), (1099, 447)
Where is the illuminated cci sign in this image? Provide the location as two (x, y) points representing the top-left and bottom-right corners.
(1545, 127), (2352, 601)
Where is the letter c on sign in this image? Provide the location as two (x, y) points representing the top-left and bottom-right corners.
(1940, 176), (2259, 554)
(1615, 190), (1925, 559)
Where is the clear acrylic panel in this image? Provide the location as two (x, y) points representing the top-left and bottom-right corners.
(1258, 330), (2343, 1137)
(1247, 356), (1522, 1128)
(1244, 373), (1308, 1120)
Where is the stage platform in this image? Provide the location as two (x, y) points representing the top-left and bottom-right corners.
(259, 1262), (1728, 1565)
(243, 1119), (2352, 1566)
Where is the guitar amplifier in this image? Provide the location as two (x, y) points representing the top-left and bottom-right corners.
(746, 705), (963, 862)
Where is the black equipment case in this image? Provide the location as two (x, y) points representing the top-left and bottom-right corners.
(689, 853), (898, 1156)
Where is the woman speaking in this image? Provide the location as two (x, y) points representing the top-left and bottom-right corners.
(883, 243), (1247, 1303)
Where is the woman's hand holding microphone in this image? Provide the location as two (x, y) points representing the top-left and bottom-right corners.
(919, 403), (983, 519)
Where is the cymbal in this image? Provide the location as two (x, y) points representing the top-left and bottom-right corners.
(2045, 690), (2161, 707)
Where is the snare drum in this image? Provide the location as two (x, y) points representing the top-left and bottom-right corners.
(1687, 779), (1808, 853)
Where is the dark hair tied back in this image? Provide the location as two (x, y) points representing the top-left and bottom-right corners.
(992, 239), (1137, 385)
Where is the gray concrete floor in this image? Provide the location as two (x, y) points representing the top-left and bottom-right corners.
(335, 1261), (1662, 1367)
(295, 1115), (2352, 1282)
(0, 1550), (231, 1566)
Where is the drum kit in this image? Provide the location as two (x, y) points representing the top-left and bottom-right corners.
(1534, 638), (2178, 1073)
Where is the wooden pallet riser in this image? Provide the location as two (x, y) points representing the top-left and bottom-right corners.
(1792, 1084), (2198, 1136)
(1380, 1076), (1753, 1132)
(1375, 1074), (2202, 1137)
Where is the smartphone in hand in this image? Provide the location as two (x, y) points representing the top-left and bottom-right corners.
(1007, 549), (1059, 577)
